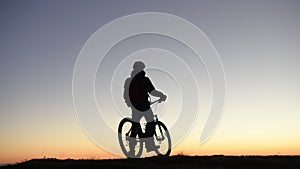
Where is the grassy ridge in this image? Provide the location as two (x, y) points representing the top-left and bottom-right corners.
(2, 155), (300, 169)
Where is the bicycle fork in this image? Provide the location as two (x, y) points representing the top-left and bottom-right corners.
(154, 115), (165, 141)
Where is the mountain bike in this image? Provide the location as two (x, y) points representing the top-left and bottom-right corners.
(118, 99), (171, 158)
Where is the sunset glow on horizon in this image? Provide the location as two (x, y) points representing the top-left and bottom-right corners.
(1, 0), (300, 165)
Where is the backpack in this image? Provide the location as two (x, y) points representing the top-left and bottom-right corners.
(123, 77), (132, 107)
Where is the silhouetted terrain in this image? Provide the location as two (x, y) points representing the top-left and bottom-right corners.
(1, 155), (300, 169)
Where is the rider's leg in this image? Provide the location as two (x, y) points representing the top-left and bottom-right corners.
(144, 108), (155, 135)
(144, 108), (159, 151)
(129, 110), (142, 153)
(128, 121), (138, 150)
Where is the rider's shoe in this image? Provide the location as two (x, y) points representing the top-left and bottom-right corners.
(128, 150), (135, 158)
(146, 145), (160, 152)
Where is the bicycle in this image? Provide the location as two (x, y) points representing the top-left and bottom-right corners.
(118, 99), (171, 158)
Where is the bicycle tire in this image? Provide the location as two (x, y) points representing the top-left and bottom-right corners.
(154, 121), (171, 156)
(118, 118), (143, 158)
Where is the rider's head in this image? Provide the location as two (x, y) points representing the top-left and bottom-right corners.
(133, 61), (145, 71)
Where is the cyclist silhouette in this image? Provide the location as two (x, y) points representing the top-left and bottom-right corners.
(123, 61), (167, 155)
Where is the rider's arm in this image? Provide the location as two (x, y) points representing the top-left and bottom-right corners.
(145, 77), (167, 101)
(150, 90), (167, 101)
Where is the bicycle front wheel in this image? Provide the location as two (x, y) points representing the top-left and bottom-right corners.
(154, 121), (171, 156)
(118, 118), (143, 158)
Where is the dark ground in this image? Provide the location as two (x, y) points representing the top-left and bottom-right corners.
(1, 155), (300, 169)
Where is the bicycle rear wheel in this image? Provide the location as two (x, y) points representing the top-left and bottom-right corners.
(154, 121), (171, 156)
(118, 118), (143, 158)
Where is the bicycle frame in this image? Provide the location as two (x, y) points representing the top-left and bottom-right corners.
(125, 121), (147, 139)
(125, 114), (165, 142)
(126, 98), (162, 138)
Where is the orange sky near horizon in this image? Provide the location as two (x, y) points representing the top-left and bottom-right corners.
(1, 132), (299, 164)
(1, 114), (300, 164)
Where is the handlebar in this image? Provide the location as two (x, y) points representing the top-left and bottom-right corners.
(150, 98), (164, 105)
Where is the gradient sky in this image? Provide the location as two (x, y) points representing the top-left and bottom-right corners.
(1, 0), (300, 164)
